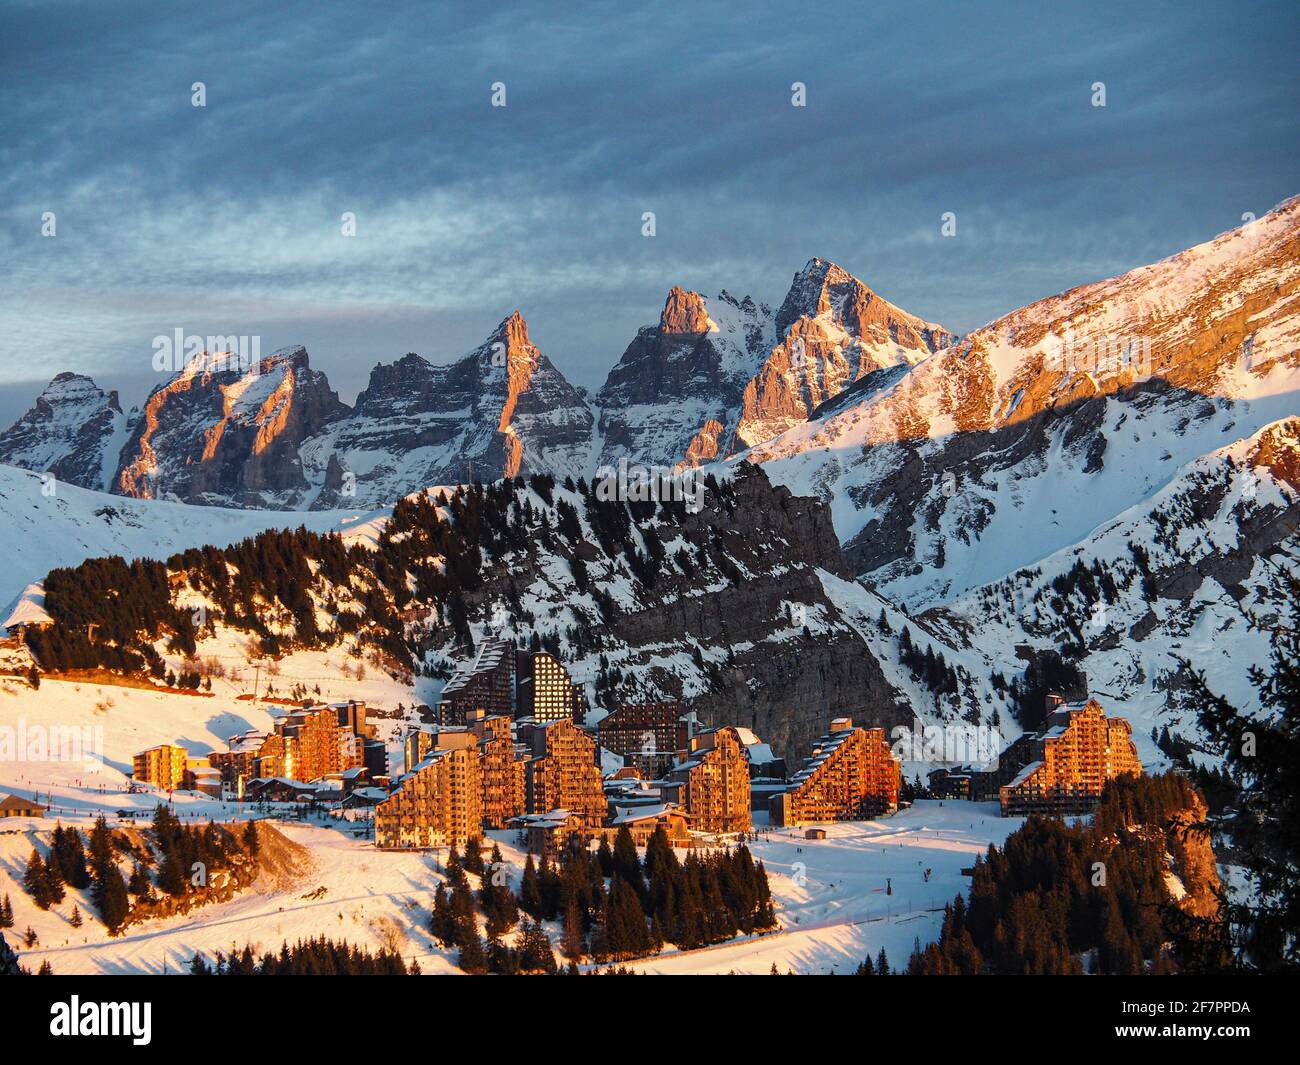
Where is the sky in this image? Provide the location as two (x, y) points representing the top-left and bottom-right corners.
(1, 0), (1297, 425)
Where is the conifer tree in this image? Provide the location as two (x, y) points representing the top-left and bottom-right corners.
(243, 819), (260, 855)
(458, 929), (488, 974)
(23, 850), (51, 909)
(520, 854), (542, 919)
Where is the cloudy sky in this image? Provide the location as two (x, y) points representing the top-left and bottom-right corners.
(1, 0), (1297, 424)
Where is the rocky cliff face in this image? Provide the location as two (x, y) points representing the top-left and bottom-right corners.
(308, 312), (595, 509)
(595, 287), (775, 469)
(733, 258), (954, 451)
(0, 372), (127, 491)
(113, 346), (348, 508)
(416, 460), (912, 758)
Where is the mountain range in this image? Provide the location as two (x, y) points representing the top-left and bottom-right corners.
(1, 196), (1296, 762)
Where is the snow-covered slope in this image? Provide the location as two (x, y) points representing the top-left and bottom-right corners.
(0, 462), (388, 620)
(922, 416), (1300, 764)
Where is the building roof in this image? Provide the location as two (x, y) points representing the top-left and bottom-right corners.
(1, 582), (52, 631)
(609, 803), (684, 826)
(0, 793), (43, 811)
(249, 776), (312, 790)
(440, 637), (512, 700)
(1005, 760), (1046, 790)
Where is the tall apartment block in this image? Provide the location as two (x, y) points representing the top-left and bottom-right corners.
(598, 701), (689, 777)
(664, 725), (752, 834)
(769, 718), (900, 827)
(467, 709), (529, 828)
(133, 744), (188, 790)
(438, 638), (515, 725)
(996, 697), (1142, 816)
(517, 651), (587, 724)
(375, 740), (484, 849)
(522, 718), (606, 828)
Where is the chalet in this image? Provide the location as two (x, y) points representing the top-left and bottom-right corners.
(601, 804), (692, 848)
(245, 777), (317, 804)
(0, 793), (44, 818)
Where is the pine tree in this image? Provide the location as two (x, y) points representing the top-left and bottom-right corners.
(520, 854), (542, 919)
(99, 865), (130, 935)
(561, 894), (585, 960)
(458, 930), (488, 974)
(243, 819), (260, 855)
(52, 825), (90, 890)
(23, 850), (51, 909)
(0, 894), (13, 928)
(70, 905), (83, 928)
(128, 862), (153, 898)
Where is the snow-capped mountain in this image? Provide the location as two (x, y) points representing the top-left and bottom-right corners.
(113, 345), (349, 508)
(594, 287), (775, 468)
(0, 372), (127, 491)
(747, 196), (1300, 609)
(733, 258), (954, 452)
(594, 261), (953, 470)
(308, 311), (595, 509)
(0, 259), (950, 506)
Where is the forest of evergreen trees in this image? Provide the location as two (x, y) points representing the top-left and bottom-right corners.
(20, 806), (259, 936)
(189, 937), (416, 975)
(428, 825), (776, 973)
(899, 773), (1211, 974)
(24, 473), (746, 687)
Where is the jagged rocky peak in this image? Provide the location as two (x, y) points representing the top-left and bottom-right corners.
(113, 344), (349, 508)
(305, 310), (595, 509)
(776, 256), (954, 355)
(0, 371), (127, 491)
(732, 259), (954, 452)
(595, 285), (775, 469)
(659, 286), (711, 336)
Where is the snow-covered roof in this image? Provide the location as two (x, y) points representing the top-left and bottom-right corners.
(1005, 760), (1045, 789)
(2, 582), (51, 631)
(609, 803), (683, 826)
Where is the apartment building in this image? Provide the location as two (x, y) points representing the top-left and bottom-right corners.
(467, 710), (529, 828)
(132, 744), (188, 790)
(664, 726), (751, 834)
(598, 701), (689, 776)
(997, 697), (1143, 817)
(518, 651), (586, 724)
(438, 638), (515, 725)
(211, 700), (376, 797)
(522, 718), (606, 828)
(769, 718), (900, 827)
(374, 742), (484, 849)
